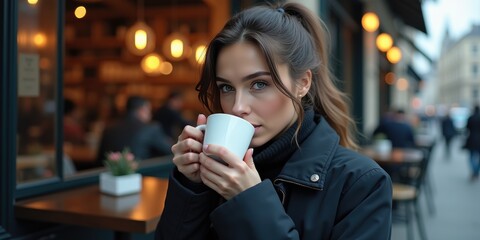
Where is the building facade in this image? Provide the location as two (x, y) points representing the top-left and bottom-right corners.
(438, 25), (480, 108)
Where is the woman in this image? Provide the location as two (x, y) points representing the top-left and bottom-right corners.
(155, 3), (392, 239)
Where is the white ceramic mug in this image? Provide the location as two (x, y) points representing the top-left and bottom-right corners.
(196, 113), (254, 162)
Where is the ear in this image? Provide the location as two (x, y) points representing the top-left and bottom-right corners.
(296, 69), (312, 97)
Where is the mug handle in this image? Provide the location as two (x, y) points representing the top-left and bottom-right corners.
(196, 124), (206, 131)
(194, 124), (227, 165)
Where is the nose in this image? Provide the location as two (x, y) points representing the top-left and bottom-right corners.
(231, 91), (250, 117)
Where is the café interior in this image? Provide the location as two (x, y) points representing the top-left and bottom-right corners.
(13, 0), (235, 185)
(1, 0), (433, 239)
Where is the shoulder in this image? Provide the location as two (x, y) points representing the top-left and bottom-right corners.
(333, 146), (384, 173)
(330, 146), (390, 190)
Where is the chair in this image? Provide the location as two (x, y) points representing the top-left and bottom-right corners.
(414, 135), (437, 216)
(392, 144), (434, 240)
(419, 141), (436, 216)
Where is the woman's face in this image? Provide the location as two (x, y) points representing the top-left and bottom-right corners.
(215, 42), (303, 147)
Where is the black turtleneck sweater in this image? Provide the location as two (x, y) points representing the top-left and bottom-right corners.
(253, 109), (317, 181)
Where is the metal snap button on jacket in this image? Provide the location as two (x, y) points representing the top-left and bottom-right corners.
(310, 174), (320, 182)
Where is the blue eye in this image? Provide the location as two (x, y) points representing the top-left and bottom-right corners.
(218, 84), (234, 93)
(252, 81), (268, 90)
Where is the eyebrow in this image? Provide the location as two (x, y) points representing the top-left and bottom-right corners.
(216, 71), (271, 82)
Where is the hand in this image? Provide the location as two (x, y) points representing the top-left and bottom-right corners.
(171, 114), (207, 183)
(199, 145), (261, 200)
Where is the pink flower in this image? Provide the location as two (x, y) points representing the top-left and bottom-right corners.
(103, 148), (138, 176)
(126, 153), (135, 161)
(108, 152), (121, 161)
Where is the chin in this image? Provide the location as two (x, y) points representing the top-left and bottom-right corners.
(250, 136), (268, 148)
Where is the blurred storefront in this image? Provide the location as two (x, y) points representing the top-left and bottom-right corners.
(1, 0), (427, 238)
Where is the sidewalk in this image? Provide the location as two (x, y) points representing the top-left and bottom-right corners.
(392, 123), (480, 240)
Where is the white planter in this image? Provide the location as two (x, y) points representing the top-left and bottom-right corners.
(100, 194), (140, 212)
(99, 172), (142, 196)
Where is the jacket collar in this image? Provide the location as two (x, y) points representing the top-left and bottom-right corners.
(275, 117), (339, 190)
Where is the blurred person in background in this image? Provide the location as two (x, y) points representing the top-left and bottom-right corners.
(372, 108), (416, 182)
(372, 108), (416, 148)
(97, 95), (171, 166)
(463, 105), (480, 181)
(441, 109), (457, 158)
(153, 90), (193, 143)
(63, 98), (86, 145)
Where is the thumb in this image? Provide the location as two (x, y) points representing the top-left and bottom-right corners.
(243, 148), (256, 170)
(197, 114), (207, 126)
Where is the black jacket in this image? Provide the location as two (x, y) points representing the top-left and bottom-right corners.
(155, 118), (392, 240)
(464, 112), (480, 150)
(441, 116), (457, 139)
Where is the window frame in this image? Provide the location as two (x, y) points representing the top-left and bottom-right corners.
(1, 1), (176, 236)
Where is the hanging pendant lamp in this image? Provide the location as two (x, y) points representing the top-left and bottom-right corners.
(125, 0), (155, 56)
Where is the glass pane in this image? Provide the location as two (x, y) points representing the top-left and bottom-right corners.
(17, 0), (60, 184)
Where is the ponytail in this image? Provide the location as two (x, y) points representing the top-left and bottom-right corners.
(283, 3), (358, 149)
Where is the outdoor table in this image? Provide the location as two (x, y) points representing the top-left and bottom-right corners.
(15, 176), (168, 240)
(360, 147), (423, 165)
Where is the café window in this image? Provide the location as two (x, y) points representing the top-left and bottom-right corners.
(15, 0), (217, 190)
(17, 0), (62, 185)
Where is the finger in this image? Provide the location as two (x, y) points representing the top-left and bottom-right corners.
(178, 162), (200, 175)
(171, 138), (202, 155)
(199, 152), (229, 174)
(197, 114), (207, 126)
(199, 162), (224, 191)
(243, 148), (256, 170)
(173, 153), (201, 174)
(203, 144), (243, 168)
(200, 171), (218, 192)
(177, 125), (204, 142)
(172, 152), (198, 167)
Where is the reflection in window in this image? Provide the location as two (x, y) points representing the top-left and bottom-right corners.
(16, 0), (64, 184)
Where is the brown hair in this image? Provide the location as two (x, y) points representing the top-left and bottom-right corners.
(196, 3), (358, 149)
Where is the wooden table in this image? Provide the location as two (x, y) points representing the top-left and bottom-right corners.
(360, 147), (424, 183)
(15, 176), (168, 239)
(360, 147), (423, 164)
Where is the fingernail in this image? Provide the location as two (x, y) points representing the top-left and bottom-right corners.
(203, 144), (209, 152)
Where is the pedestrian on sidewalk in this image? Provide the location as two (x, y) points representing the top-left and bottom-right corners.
(463, 105), (480, 181)
(441, 109), (457, 158)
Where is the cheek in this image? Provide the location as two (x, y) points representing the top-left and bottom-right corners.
(254, 94), (295, 136)
(219, 95), (235, 112)
(256, 96), (290, 117)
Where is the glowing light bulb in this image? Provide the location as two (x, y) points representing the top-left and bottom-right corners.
(376, 33), (393, 52)
(135, 29), (147, 50)
(170, 39), (184, 58)
(361, 12), (379, 32)
(75, 6), (87, 19)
